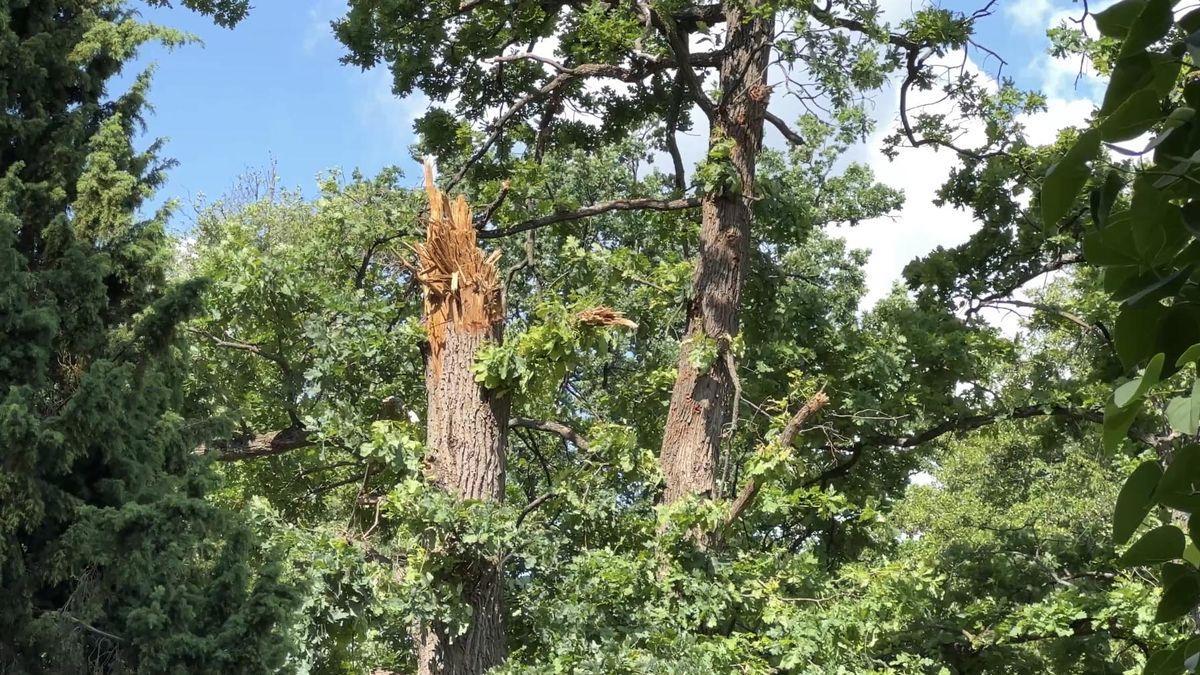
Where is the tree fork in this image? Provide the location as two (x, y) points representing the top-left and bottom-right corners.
(659, 2), (774, 507)
(413, 158), (509, 673)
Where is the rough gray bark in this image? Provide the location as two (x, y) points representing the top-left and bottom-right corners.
(414, 160), (508, 674)
(660, 3), (774, 506)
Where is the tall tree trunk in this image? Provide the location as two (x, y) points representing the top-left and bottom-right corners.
(414, 160), (509, 673)
(660, 4), (773, 507)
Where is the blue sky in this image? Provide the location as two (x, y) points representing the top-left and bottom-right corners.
(124, 0), (1099, 301)
(125, 0), (425, 222)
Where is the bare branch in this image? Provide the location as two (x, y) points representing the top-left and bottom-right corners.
(509, 417), (589, 451)
(673, 3), (724, 29)
(764, 110), (805, 146)
(649, 9), (717, 119)
(446, 62), (632, 188)
(804, 403), (1147, 487)
(979, 298), (1113, 348)
(474, 180), (512, 231)
(969, 252), (1083, 312)
(515, 491), (556, 528)
(44, 611), (126, 643)
(355, 230), (408, 289)
(447, 52), (722, 188)
(478, 196), (701, 239)
(664, 74), (688, 192)
(198, 426), (315, 462)
(811, 10), (922, 50)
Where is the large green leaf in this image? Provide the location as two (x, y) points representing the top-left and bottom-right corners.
(1130, 177), (1189, 265)
(1157, 445), (1200, 512)
(1183, 201), (1200, 239)
(1180, 7), (1200, 33)
(1120, 266), (1193, 307)
(1160, 303), (1200, 375)
(1177, 343), (1200, 367)
(1100, 88), (1164, 142)
(1167, 379), (1200, 435)
(1090, 170), (1126, 229)
(1144, 106), (1196, 153)
(1156, 568), (1200, 623)
(1113, 458), (1161, 542)
(1143, 636), (1200, 674)
(1096, 0), (1151, 39)
(1115, 353), (1165, 407)
(1103, 51), (1181, 115)
(1119, 0), (1172, 57)
(1104, 397), (1143, 453)
(1042, 130), (1101, 228)
(1119, 525), (1185, 567)
(1115, 302), (1166, 369)
(1084, 211), (1140, 265)
(1115, 460), (1165, 544)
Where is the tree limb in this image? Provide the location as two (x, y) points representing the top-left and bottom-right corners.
(651, 9), (717, 119)
(198, 426), (315, 462)
(724, 391), (830, 530)
(447, 52), (720, 187)
(509, 417), (589, 451)
(515, 491), (556, 528)
(187, 328), (291, 373)
(969, 251), (1084, 312)
(804, 403), (1146, 487)
(764, 110), (805, 146)
(478, 196), (701, 239)
(664, 72), (688, 192)
(978, 298), (1114, 349)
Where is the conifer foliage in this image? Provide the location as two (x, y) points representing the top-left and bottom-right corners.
(0, 1), (295, 671)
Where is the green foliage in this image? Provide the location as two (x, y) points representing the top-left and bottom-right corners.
(4, 0), (1184, 671)
(471, 299), (627, 397)
(173, 116), (1183, 670)
(1037, 3), (1200, 664)
(694, 135), (741, 197)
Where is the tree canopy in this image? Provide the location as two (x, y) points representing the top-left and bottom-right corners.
(4, 0), (1200, 673)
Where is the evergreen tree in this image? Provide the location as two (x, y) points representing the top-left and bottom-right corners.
(0, 2), (295, 671)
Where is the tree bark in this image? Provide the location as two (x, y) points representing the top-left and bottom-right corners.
(414, 159), (508, 674)
(660, 3), (774, 506)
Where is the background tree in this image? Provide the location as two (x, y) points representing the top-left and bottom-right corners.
(0, 1), (297, 671)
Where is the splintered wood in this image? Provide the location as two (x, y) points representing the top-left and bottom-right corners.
(576, 306), (637, 330)
(413, 158), (502, 373)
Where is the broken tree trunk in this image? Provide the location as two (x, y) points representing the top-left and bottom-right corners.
(414, 158), (509, 674)
(659, 3), (774, 508)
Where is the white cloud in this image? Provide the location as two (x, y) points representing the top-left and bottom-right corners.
(829, 52), (994, 308)
(1024, 6), (1107, 103)
(1018, 96), (1094, 146)
(1005, 0), (1056, 30)
(826, 5), (1098, 312)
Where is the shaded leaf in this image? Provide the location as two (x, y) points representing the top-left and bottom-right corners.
(1158, 445), (1200, 512)
(1042, 130), (1101, 228)
(1157, 571), (1200, 622)
(1119, 525), (1185, 567)
(1115, 460), (1164, 544)
(1167, 379), (1200, 435)
(1114, 352), (1165, 407)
